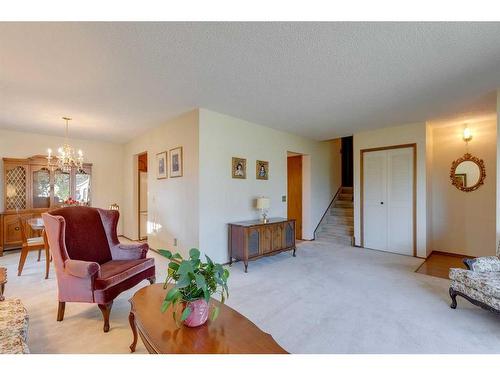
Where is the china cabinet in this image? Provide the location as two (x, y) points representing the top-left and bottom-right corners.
(0, 155), (92, 255)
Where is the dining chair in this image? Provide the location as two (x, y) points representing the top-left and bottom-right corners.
(17, 217), (50, 278)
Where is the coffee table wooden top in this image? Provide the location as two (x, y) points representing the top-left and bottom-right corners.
(129, 283), (288, 354)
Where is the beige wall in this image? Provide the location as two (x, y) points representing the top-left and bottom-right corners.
(0, 128), (124, 231)
(198, 109), (336, 263)
(429, 118), (497, 257)
(122, 110), (199, 256)
(353, 122), (429, 258)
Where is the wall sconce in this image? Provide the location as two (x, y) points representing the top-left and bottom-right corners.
(463, 125), (473, 144)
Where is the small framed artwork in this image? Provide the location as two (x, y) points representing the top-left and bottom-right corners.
(256, 160), (269, 180)
(232, 157), (247, 179)
(156, 152), (167, 179)
(169, 147), (183, 178)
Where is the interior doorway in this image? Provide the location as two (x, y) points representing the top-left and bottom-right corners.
(287, 153), (303, 240)
(341, 136), (353, 187)
(138, 152), (148, 241)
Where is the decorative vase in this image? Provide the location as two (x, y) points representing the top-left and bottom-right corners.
(183, 299), (209, 327)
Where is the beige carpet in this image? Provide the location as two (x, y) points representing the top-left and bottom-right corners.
(2, 239), (500, 353)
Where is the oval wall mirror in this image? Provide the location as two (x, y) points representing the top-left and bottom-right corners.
(450, 153), (486, 192)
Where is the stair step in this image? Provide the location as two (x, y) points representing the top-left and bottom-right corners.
(326, 216), (354, 225)
(321, 226), (354, 236)
(334, 200), (353, 208)
(321, 222), (353, 230)
(316, 233), (353, 245)
(338, 193), (353, 201)
(341, 187), (353, 194)
(331, 207), (354, 217)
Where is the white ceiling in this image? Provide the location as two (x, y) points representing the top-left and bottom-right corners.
(1, 22), (500, 143)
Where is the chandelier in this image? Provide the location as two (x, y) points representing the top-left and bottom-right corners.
(47, 117), (84, 172)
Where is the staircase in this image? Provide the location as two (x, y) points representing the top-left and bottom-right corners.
(315, 186), (354, 245)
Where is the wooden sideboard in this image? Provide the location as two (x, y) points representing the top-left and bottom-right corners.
(228, 217), (296, 272)
(0, 155), (92, 256)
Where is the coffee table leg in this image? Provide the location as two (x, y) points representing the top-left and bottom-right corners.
(129, 311), (138, 352)
(0, 283), (4, 301)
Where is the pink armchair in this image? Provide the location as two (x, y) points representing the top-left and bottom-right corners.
(42, 206), (155, 332)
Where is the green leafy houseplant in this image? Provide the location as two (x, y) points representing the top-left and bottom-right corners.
(159, 248), (229, 324)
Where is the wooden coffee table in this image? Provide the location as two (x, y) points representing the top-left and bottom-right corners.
(129, 283), (288, 354)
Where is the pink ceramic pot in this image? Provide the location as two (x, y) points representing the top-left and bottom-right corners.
(183, 299), (209, 327)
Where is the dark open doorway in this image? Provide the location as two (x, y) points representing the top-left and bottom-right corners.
(341, 136), (353, 187)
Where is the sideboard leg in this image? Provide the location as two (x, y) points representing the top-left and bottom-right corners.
(129, 311), (138, 353)
(244, 261), (248, 273)
(292, 247), (296, 257)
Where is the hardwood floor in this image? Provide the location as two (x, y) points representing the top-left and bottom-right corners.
(415, 251), (472, 279)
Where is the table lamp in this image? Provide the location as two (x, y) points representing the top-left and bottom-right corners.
(256, 197), (270, 223)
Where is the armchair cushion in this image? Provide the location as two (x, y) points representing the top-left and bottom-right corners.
(449, 268), (500, 299)
(64, 259), (100, 278)
(110, 243), (149, 260)
(465, 256), (500, 272)
(94, 258), (155, 290)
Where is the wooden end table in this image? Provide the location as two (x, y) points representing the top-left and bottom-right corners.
(0, 267), (6, 301)
(129, 284), (288, 354)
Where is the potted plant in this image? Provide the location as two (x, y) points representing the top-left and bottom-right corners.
(159, 248), (229, 327)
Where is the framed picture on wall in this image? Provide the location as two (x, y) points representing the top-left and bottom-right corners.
(156, 151), (167, 179)
(256, 160), (269, 180)
(232, 157), (246, 179)
(169, 146), (183, 178)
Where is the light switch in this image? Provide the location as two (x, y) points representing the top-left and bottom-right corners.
(282, 195), (286, 202)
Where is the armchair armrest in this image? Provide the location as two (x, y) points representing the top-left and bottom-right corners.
(464, 256), (500, 272)
(64, 259), (100, 278)
(111, 243), (149, 260)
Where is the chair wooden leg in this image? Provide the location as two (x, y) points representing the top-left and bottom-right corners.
(44, 245), (50, 279)
(57, 302), (66, 321)
(98, 302), (113, 333)
(17, 247), (29, 276)
(37, 249), (41, 261)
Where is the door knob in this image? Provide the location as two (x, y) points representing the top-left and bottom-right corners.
(380, 202), (384, 205)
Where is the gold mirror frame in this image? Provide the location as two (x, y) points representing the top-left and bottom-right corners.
(450, 153), (486, 192)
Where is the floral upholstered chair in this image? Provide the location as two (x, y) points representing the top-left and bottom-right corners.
(0, 299), (29, 354)
(449, 255), (500, 314)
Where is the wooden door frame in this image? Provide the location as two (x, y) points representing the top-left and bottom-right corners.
(360, 143), (417, 257)
(137, 152), (148, 241)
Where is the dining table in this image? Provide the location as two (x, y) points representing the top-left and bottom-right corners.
(27, 217), (51, 279)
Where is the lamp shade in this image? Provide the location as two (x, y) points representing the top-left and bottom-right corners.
(256, 197), (270, 210)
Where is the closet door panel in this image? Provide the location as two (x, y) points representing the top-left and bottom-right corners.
(363, 150), (387, 251)
(387, 148), (413, 255)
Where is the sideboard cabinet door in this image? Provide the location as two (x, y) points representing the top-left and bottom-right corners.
(247, 228), (260, 257)
(285, 221), (295, 248)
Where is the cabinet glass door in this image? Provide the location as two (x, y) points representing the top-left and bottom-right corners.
(5, 165), (27, 210)
(75, 169), (91, 205)
(32, 167), (51, 208)
(54, 169), (70, 205)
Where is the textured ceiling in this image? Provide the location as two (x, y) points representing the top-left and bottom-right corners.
(1, 22), (500, 143)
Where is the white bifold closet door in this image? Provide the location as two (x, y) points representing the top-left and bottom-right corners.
(363, 147), (413, 255)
